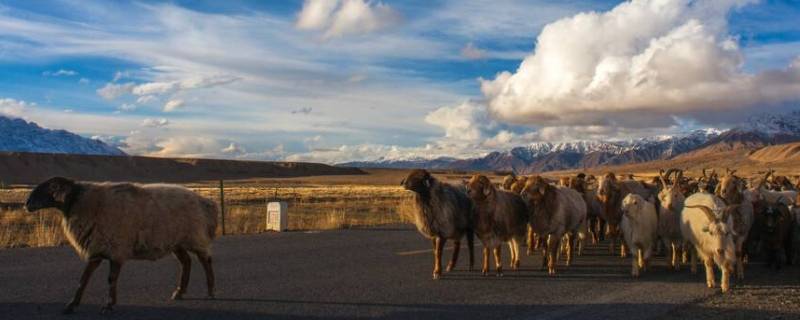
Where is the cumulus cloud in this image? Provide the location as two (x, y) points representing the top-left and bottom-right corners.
(42, 69), (78, 77)
(221, 142), (246, 155)
(141, 118), (170, 128)
(0, 98), (32, 118)
(424, 100), (495, 142)
(461, 42), (487, 60)
(296, 0), (401, 39)
(480, 0), (800, 129)
(163, 99), (185, 112)
(97, 83), (136, 100)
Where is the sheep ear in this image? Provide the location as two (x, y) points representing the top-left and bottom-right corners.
(400, 178), (406, 186)
(483, 185), (492, 197)
(701, 226), (710, 233)
(424, 178), (431, 188)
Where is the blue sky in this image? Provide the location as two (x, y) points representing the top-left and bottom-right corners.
(0, 0), (799, 163)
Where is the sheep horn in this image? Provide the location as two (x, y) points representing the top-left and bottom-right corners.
(658, 169), (668, 189)
(685, 205), (718, 223)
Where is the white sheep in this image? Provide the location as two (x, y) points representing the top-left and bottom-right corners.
(25, 177), (218, 314)
(681, 192), (737, 293)
(620, 194), (658, 278)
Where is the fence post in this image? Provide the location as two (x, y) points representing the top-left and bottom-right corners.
(219, 180), (226, 236)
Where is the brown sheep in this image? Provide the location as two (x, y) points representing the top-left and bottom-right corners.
(465, 175), (528, 276)
(521, 176), (587, 275)
(24, 177), (218, 314)
(401, 169), (475, 279)
(501, 174), (518, 191)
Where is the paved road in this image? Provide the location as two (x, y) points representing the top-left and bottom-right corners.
(0, 226), (797, 319)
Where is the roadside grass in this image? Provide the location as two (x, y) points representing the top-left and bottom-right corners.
(0, 184), (415, 249)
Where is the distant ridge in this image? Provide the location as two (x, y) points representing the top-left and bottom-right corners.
(341, 110), (800, 173)
(0, 152), (365, 185)
(0, 116), (125, 156)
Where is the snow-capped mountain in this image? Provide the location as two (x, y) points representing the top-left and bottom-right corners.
(0, 116), (126, 156)
(341, 110), (800, 173)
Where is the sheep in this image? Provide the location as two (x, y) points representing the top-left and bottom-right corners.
(596, 172), (653, 257)
(681, 192), (737, 293)
(465, 174), (528, 276)
(751, 170), (798, 207)
(521, 176), (587, 275)
(620, 194), (658, 278)
(567, 173), (601, 250)
(401, 169), (474, 279)
(715, 172), (754, 280)
(751, 199), (794, 270)
(24, 177), (217, 314)
(501, 174), (517, 191)
(657, 169), (686, 271)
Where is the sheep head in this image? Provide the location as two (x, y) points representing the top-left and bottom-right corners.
(25, 177), (78, 214)
(520, 176), (551, 204)
(402, 169), (435, 195)
(501, 175), (517, 191)
(466, 174), (494, 202)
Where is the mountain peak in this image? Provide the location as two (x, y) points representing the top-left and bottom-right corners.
(0, 116), (126, 156)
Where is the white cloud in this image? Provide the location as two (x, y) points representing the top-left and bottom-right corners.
(424, 100), (493, 142)
(117, 103), (137, 112)
(42, 69), (78, 77)
(136, 95), (157, 104)
(461, 42), (487, 60)
(296, 0), (401, 39)
(481, 0), (800, 129)
(0, 98), (32, 118)
(141, 117), (170, 128)
(78, 77), (90, 84)
(163, 99), (185, 112)
(97, 82), (135, 100)
(221, 142), (246, 155)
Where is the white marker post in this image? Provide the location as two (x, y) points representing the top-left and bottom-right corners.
(266, 201), (288, 232)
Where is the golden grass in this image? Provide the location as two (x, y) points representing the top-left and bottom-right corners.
(0, 184), (416, 248)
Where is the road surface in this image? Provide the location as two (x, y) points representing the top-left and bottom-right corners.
(0, 226), (797, 319)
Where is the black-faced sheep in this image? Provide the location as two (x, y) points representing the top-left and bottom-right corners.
(24, 177), (218, 314)
(465, 174), (527, 276)
(401, 169), (474, 279)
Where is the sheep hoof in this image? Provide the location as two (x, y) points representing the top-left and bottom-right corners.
(100, 305), (113, 315)
(171, 290), (184, 300)
(496, 272), (504, 277)
(432, 273), (441, 280)
(445, 264), (454, 272)
(62, 305), (76, 315)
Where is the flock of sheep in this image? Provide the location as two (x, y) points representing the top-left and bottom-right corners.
(18, 167), (800, 314)
(402, 168), (800, 293)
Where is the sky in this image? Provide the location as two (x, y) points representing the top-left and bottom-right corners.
(0, 0), (799, 163)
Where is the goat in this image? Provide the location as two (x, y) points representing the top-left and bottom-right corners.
(596, 172), (653, 257)
(715, 172), (754, 280)
(681, 193), (736, 293)
(620, 194), (658, 278)
(657, 169), (685, 271)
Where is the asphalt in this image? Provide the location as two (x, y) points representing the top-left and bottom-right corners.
(0, 226), (797, 320)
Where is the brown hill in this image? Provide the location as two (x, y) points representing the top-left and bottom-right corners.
(0, 152), (364, 185)
(748, 142), (800, 163)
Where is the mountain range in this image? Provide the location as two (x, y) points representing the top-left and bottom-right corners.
(341, 111), (800, 173)
(0, 116), (126, 156)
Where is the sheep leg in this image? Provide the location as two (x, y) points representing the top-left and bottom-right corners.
(192, 251), (215, 299)
(493, 246), (503, 277)
(510, 239), (520, 270)
(432, 237), (445, 280)
(466, 229), (475, 271)
(735, 248), (745, 281)
(721, 264), (732, 293)
(690, 247), (698, 274)
(63, 258), (102, 314)
(547, 235), (558, 276)
(635, 247), (644, 277)
(671, 242), (681, 271)
(482, 247), (490, 276)
(631, 251), (640, 278)
(171, 249), (192, 300)
(446, 240), (460, 272)
(526, 225), (535, 256)
(620, 241), (628, 258)
(101, 260), (122, 314)
(704, 258), (716, 288)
